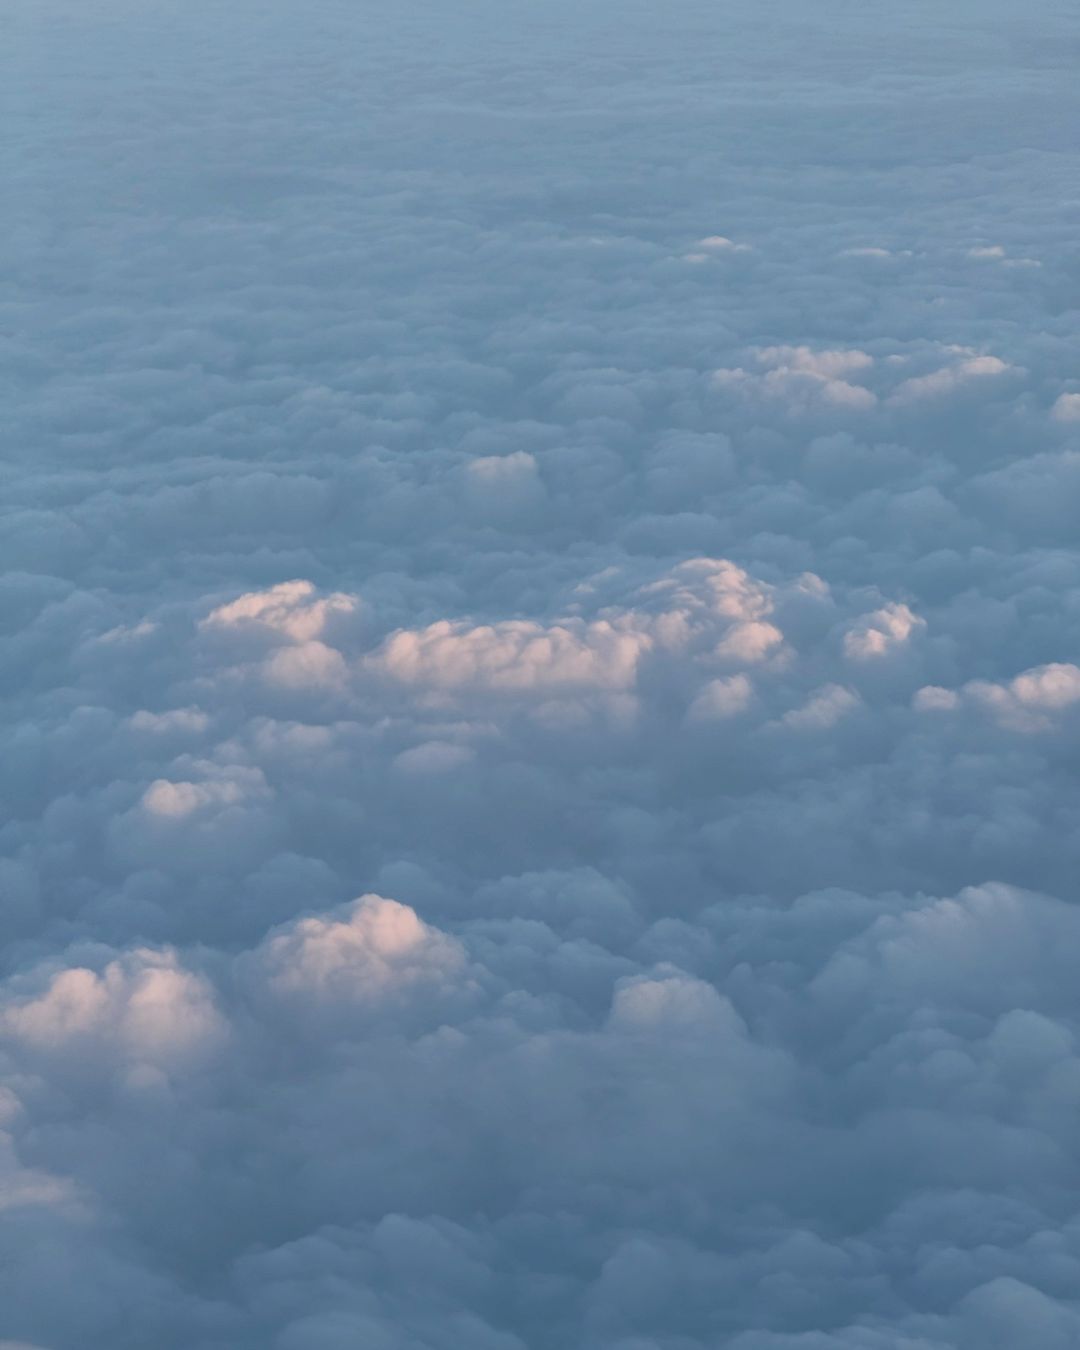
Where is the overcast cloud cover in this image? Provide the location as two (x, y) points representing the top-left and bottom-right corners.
(4, 0), (1080, 1344)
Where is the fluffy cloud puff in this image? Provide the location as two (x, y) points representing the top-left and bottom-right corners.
(4, 882), (1080, 1349)
(4, 0), (1080, 1346)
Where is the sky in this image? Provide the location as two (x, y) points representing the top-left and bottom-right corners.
(3, 1), (1080, 1345)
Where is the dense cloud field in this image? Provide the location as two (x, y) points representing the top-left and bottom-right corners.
(3, 1), (1080, 1345)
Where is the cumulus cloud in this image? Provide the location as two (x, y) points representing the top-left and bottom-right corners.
(254, 894), (467, 1010)
(5, 0), (1080, 1346)
(140, 764), (270, 819)
(687, 673), (754, 721)
(714, 346), (878, 411)
(683, 234), (753, 261)
(202, 580), (357, 643)
(889, 354), (1014, 403)
(935, 662), (1080, 731)
(371, 616), (651, 693)
(844, 602), (924, 659)
(365, 557), (797, 715)
(3, 948), (226, 1070)
(780, 682), (861, 729)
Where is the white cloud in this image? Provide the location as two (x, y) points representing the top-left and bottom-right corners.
(365, 557), (792, 709)
(965, 662), (1080, 730)
(696, 235), (751, 252)
(202, 580), (357, 643)
(757, 347), (874, 381)
(608, 970), (746, 1035)
(3, 949), (226, 1068)
(687, 673), (754, 721)
(913, 685), (960, 712)
(913, 663), (1080, 732)
(714, 346), (877, 411)
(638, 557), (777, 627)
(141, 764), (269, 819)
(264, 638), (348, 689)
(781, 683), (861, 729)
(462, 450), (546, 522)
(714, 619), (784, 664)
(1051, 393), (1080, 422)
(371, 616), (651, 693)
(684, 234), (752, 261)
(890, 355), (1013, 403)
(844, 602), (923, 659)
(256, 894), (466, 1005)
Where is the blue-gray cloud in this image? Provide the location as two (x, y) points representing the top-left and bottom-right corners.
(4, 1), (1080, 1346)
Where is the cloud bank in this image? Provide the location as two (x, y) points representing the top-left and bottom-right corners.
(4, 0), (1080, 1346)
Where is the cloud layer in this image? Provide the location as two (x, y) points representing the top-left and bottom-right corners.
(4, 1), (1080, 1346)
